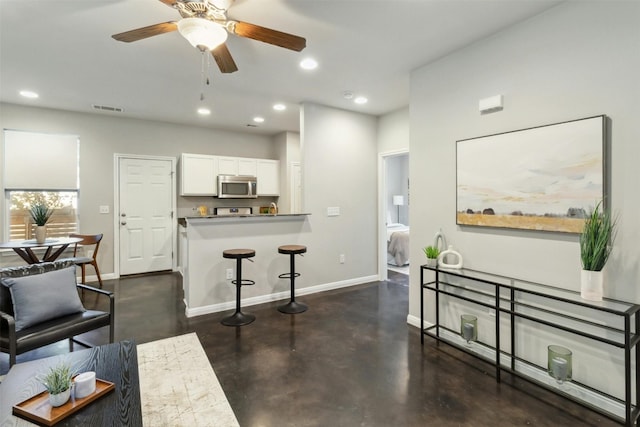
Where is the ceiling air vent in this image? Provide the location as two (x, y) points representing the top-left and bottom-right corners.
(92, 104), (124, 113)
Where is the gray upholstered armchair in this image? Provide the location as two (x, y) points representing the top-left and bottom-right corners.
(0, 260), (114, 367)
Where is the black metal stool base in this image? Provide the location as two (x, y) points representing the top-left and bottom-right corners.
(278, 301), (308, 314)
(221, 311), (256, 326)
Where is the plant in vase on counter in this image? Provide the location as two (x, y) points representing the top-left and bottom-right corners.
(423, 246), (440, 267)
(579, 200), (617, 301)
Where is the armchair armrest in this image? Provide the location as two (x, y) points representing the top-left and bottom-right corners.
(76, 284), (115, 343)
(0, 309), (17, 364)
(76, 284), (113, 298)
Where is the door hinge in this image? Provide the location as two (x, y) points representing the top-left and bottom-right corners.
(171, 211), (174, 219)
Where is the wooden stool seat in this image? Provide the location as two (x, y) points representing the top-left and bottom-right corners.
(277, 244), (307, 314)
(223, 249), (256, 259)
(221, 248), (256, 326)
(278, 245), (307, 255)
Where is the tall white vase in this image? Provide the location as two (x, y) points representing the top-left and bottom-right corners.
(35, 226), (46, 244)
(581, 270), (603, 302)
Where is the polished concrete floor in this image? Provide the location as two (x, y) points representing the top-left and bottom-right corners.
(1, 271), (620, 426)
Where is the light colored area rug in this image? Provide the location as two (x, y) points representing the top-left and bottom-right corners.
(137, 333), (240, 427)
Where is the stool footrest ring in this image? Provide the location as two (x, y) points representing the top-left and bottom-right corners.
(232, 279), (255, 286)
(278, 272), (301, 279)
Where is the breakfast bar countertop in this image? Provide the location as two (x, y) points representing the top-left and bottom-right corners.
(178, 213), (311, 227)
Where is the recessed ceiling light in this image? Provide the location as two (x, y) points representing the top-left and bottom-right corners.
(299, 58), (318, 70)
(19, 90), (39, 99)
(273, 103), (286, 111)
(253, 116), (265, 123)
(354, 96), (368, 105)
(197, 107), (211, 115)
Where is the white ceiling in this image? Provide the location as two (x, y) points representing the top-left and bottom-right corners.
(0, 0), (562, 135)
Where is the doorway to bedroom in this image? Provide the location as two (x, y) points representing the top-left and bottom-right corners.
(379, 150), (409, 281)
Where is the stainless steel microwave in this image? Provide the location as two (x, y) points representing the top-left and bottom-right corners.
(217, 175), (258, 198)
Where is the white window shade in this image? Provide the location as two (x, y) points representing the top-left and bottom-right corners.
(3, 130), (79, 190)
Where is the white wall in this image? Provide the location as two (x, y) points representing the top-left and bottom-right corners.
(0, 103), (275, 272)
(378, 107), (409, 154)
(409, 1), (639, 401)
(274, 131), (300, 214)
(301, 102), (379, 283)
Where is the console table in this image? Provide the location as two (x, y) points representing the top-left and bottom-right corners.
(420, 265), (640, 426)
(0, 340), (142, 426)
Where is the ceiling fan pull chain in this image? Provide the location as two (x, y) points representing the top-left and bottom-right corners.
(200, 49), (206, 101)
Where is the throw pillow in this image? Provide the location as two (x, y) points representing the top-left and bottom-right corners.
(0, 266), (86, 332)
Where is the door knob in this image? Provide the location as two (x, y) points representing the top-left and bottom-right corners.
(121, 221), (127, 226)
(121, 213), (126, 217)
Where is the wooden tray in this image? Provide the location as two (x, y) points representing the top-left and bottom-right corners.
(12, 378), (115, 426)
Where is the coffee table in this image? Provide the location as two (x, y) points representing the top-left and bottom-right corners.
(0, 340), (142, 426)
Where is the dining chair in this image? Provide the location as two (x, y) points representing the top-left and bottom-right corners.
(68, 233), (103, 288)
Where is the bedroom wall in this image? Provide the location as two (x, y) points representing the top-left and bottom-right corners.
(386, 155), (409, 225)
(409, 0), (639, 400)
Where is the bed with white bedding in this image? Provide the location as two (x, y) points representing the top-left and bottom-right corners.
(387, 223), (410, 266)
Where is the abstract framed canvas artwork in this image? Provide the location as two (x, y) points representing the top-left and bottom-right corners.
(456, 115), (606, 233)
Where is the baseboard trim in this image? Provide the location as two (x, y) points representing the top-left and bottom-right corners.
(80, 272), (117, 284)
(185, 274), (379, 318)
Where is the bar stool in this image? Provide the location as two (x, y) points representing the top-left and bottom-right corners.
(277, 244), (308, 314)
(221, 249), (256, 326)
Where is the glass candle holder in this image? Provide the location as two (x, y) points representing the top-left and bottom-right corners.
(547, 345), (572, 384)
(460, 314), (477, 344)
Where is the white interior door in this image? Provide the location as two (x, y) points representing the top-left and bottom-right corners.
(119, 157), (173, 275)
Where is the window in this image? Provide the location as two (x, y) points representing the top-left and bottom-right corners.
(7, 191), (78, 241)
(3, 130), (80, 241)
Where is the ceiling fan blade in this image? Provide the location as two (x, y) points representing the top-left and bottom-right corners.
(233, 21), (306, 52)
(211, 44), (238, 73)
(112, 22), (177, 43)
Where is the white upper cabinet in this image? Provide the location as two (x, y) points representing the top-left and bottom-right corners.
(238, 158), (257, 176)
(218, 157), (258, 176)
(180, 154), (279, 197)
(179, 153), (218, 196)
(217, 157), (239, 176)
(257, 160), (280, 196)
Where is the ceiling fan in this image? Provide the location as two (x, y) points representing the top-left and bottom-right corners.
(111, 0), (306, 74)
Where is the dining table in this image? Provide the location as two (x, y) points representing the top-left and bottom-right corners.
(0, 237), (83, 264)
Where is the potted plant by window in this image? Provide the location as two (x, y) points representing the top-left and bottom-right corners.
(29, 203), (53, 244)
(37, 362), (74, 407)
(423, 246), (440, 268)
(580, 200), (617, 301)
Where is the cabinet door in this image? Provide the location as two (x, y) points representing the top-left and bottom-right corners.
(217, 157), (238, 176)
(238, 158), (257, 176)
(180, 154), (217, 196)
(257, 160), (280, 195)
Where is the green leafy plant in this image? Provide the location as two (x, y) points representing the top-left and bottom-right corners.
(423, 246), (440, 259)
(37, 362), (74, 395)
(580, 200), (617, 271)
(29, 203), (53, 226)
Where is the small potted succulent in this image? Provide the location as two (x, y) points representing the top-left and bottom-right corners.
(29, 203), (53, 244)
(37, 362), (74, 407)
(423, 246), (440, 268)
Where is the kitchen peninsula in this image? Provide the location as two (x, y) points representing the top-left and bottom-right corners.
(178, 213), (311, 317)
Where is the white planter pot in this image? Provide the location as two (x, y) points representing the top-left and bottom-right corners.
(426, 258), (437, 268)
(49, 388), (71, 407)
(581, 269), (604, 302)
(35, 226), (46, 244)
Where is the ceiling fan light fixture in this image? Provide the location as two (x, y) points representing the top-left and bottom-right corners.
(178, 18), (228, 51)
